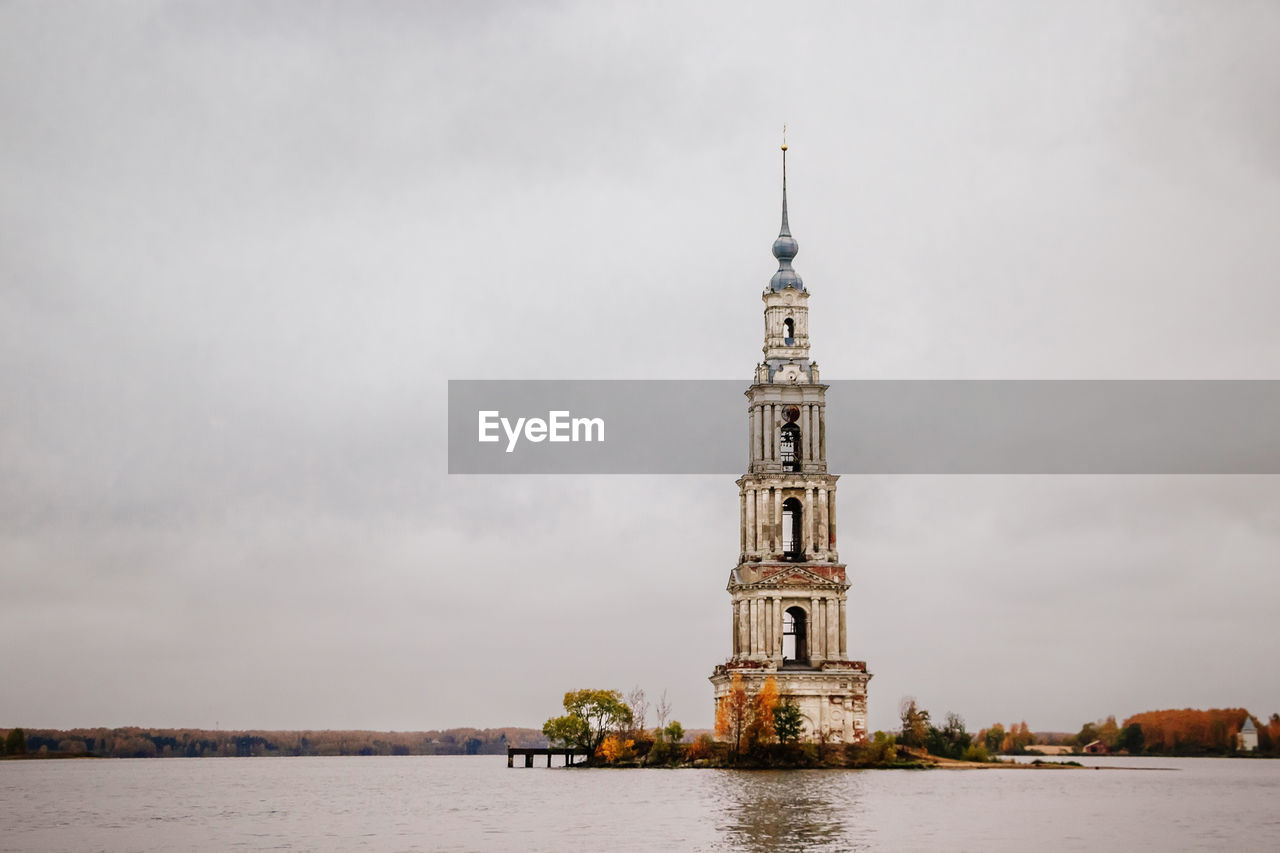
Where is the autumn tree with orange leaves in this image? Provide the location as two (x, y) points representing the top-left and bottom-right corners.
(596, 735), (635, 764)
(715, 674), (781, 761)
(1121, 708), (1253, 755)
(745, 677), (779, 750)
(715, 673), (750, 760)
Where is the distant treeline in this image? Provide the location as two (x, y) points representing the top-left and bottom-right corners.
(0, 726), (548, 758)
(1056, 708), (1279, 756)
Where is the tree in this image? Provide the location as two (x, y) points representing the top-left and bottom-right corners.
(932, 712), (971, 759)
(899, 698), (930, 749)
(715, 673), (751, 761)
(1259, 716), (1276, 753)
(1008, 721), (1034, 754)
(648, 728), (670, 765)
(1098, 715), (1120, 750)
(744, 677), (779, 751)
(1121, 708), (1251, 755)
(862, 730), (898, 765)
(716, 674), (783, 760)
(597, 735), (634, 764)
(542, 714), (589, 750)
(649, 718), (683, 766)
(983, 723), (1005, 754)
(686, 734), (716, 761)
(655, 690), (673, 731)
(1117, 723), (1144, 754)
(1209, 718), (1230, 752)
(542, 689), (633, 756)
(775, 701), (804, 744)
(626, 686), (649, 735)
(5, 728), (26, 756)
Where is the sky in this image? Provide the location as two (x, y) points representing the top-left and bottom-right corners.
(3, 1), (1279, 735)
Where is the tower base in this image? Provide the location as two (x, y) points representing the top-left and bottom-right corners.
(710, 662), (871, 744)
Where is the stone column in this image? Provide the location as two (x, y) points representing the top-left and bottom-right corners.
(817, 488), (828, 555)
(757, 598), (767, 659)
(819, 406), (826, 462)
(748, 406), (755, 467)
(839, 599), (847, 656)
(822, 597), (831, 659)
(755, 488), (765, 556)
(800, 404), (808, 462)
(810, 404), (820, 463)
(758, 598), (767, 656)
(807, 404), (817, 462)
(738, 597), (749, 659)
(810, 596), (824, 660)
(829, 490), (836, 552)
(762, 405), (771, 462)
(739, 490), (747, 554)
(755, 597), (763, 657)
(774, 596), (783, 658)
(770, 404), (779, 463)
(763, 598), (772, 658)
(821, 597), (829, 659)
(803, 404), (814, 461)
(772, 598), (780, 656)
(803, 487), (814, 556)
(732, 600), (740, 655)
(773, 489), (782, 554)
(747, 404), (757, 466)
(750, 598), (760, 656)
(827, 598), (839, 660)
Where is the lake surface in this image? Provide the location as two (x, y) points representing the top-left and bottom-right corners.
(3, 754), (1278, 851)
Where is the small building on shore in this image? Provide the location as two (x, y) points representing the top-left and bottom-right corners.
(1083, 740), (1108, 755)
(1238, 717), (1258, 752)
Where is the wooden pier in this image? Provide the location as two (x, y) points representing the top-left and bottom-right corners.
(506, 747), (589, 768)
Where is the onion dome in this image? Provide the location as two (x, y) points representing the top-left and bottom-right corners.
(769, 139), (804, 292)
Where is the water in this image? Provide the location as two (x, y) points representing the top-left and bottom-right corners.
(3, 755), (1279, 851)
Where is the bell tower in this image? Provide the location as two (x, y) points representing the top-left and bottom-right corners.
(709, 139), (871, 743)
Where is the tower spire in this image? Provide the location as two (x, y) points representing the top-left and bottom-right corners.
(769, 129), (803, 292)
(781, 125), (791, 237)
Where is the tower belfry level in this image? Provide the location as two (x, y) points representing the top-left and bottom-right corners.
(709, 142), (871, 743)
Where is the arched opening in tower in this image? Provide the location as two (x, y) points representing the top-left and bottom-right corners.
(781, 496), (804, 559)
(780, 423), (801, 472)
(784, 317), (795, 344)
(783, 606), (808, 667)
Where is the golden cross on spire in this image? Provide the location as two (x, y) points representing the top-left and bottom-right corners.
(781, 124), (788, 151)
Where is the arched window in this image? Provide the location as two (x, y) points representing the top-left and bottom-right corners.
(783, 606), (808, 666)
(783, 317), (795, 344)
(781, 496), (804, 560)
(779, 423), (801, 472)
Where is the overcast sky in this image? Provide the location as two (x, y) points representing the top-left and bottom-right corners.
(3, 1), (1279, 735)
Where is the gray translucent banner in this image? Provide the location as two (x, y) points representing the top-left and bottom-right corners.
(448, 380), (1280, 474)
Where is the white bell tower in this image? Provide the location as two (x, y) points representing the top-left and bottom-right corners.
(709, 139), (871, 743)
